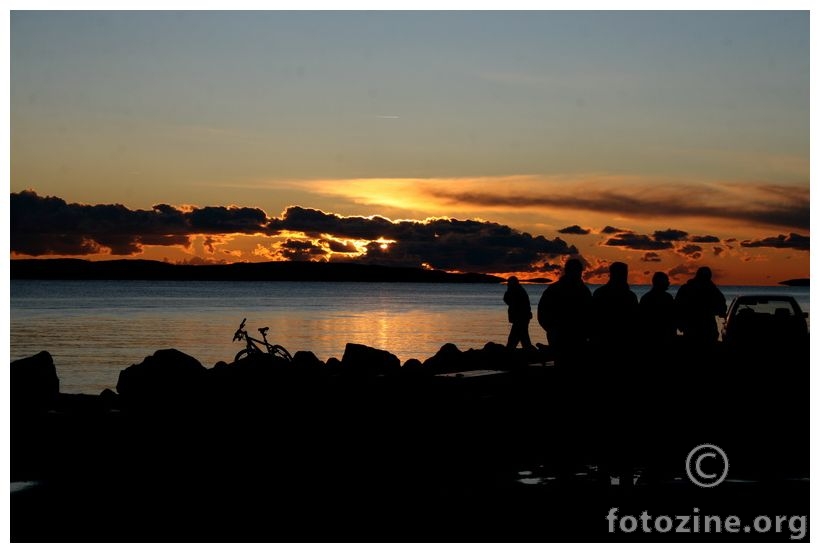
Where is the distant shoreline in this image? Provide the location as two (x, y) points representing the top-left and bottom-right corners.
(10, 258), (506, 284)
(779, 278), (810, 287)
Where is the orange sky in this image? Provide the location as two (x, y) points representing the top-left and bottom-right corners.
(10, 12), (810, 285)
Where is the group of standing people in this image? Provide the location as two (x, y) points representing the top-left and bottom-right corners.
(503, 259), (727, 367)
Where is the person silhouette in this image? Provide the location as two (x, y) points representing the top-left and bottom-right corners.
(503, 276), (534, 350)
(537, 258), (592, 368)
(590, 262), (640, 488)
(675, 266), (727, 346)
(636, 271), (682, 486)
(590, 262), (639, 351)
(639, 271), (677, 348)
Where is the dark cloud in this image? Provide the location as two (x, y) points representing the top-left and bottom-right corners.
(358, 241), (426, 268)
(668, 263), (696, 280)
(11, 234), (103, 256)
(322, 238), (361, 254)
(641, 252), (662, 263)
(188, 206), (268, 232)
(740, 233), (809, 251)
(539, 262), (564, 273)
(600, 225), (629, 234)
(583, 260), (612, 280)
(557, 225), (591, 235)
(278, 239), (328, 262)
(11, 191), (579, 274)
(691, 235), (720, 243)
(676, 244), (703, 259)
(653, 229), (689, 242)
(11, 191), (195, 255)
(604, 232), (673, 251)
(267, 205), (579, 273)
(364, 222), (577, 273)
(713, 246), (724, 256)
(203, 236), (221, 254)
(668, 262), (723, 282)
(268, 206), (395, 240)
(428, 183), (809, 230)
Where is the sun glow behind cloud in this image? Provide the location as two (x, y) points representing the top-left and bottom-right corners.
(285, 174), (809, 232)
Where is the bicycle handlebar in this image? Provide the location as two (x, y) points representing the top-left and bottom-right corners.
(233, 318), (248, 342)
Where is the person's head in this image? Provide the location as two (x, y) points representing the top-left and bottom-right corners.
(564, 258), (584, 279)
(652, 271), (670, 291)
(608, 262), (629, 285)
(695, 266), (713, 282)
(507, 276), (519, 286)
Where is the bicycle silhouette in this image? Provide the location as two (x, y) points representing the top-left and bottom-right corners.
(232, 318), (293, 363)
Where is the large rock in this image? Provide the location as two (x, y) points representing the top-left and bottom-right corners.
(291, 350), (325, 377)
(325, 357), (343, 377)
(401, 358), (424, 372)
(422, 343), (466, 374)
(206, 353), (291, 402)
(483, 341), (513, 367)
(341, 343), (401, 378)
(465, 341), (521, 370)
(11, 351), (60, 413)
(116, 349), (206, 410)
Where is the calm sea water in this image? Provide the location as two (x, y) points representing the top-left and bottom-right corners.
(10, 280), (810, 394)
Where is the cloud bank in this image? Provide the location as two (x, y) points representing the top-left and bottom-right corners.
(11, 190), (809, 279)
(11, 191), (578, 273)
(267, 206), (578, 272)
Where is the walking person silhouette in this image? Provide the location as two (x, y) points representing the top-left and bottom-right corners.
(503, 276), (534, 350)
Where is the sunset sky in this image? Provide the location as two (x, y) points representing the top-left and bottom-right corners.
(9, 10), (810, 284)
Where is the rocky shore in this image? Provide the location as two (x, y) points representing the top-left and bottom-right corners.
(11, 340), (809, 542)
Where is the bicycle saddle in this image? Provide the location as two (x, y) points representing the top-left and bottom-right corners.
(258, 327), (269, 334)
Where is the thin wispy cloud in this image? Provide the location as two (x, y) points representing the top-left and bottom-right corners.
(423, 179), (809, 231)
(287, 175), (809, 232)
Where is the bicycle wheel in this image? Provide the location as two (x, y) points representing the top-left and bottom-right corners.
(234, 349), (252, 363)
(269, 344), (293, 363)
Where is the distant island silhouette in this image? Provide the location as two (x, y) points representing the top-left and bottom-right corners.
(779, 278), (810, 287)
(10, 258), (505, 284)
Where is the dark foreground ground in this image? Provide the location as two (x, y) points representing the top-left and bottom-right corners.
(11, 343), (809, 542)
